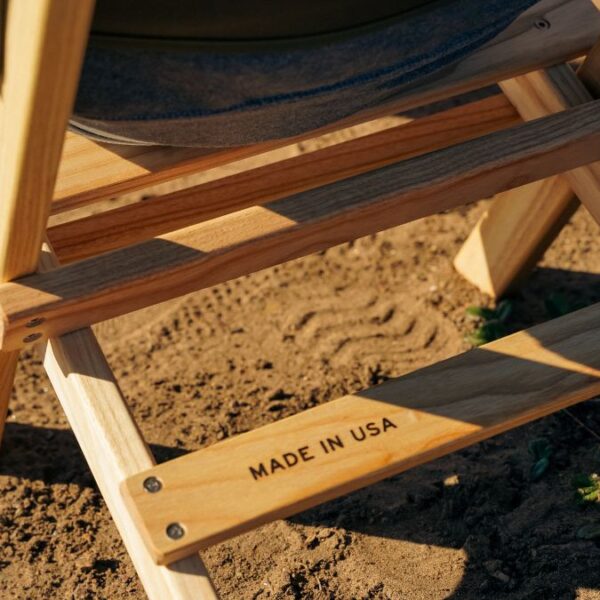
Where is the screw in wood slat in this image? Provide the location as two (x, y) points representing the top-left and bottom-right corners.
(25, 317), (45, 328)
(23, 333), (42, 343)
(143, 476), (162, 493)
(534, 18), (550, 30)
(166, 523), (185, 540)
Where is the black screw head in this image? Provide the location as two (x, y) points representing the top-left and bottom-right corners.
(166, 522), (185, 540)
(25, 317), (45, 328)
(23, 332), (42, 344)
(534, 18), (550, 30)
(143, 476), (162, 493)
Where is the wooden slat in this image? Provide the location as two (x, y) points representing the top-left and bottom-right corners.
(41, 245), (218, 599)
(3, 100), (600, 351)
(48, 95), (521, 263)
(0, 0), (94, 445)
(122, 302), (600, 564)
(501, 64), (593, 118)
(454, 177), (578, 296)
(53, 134), (273, 214)
(501, 64), (600, 224)
(50, 0), (600, 215)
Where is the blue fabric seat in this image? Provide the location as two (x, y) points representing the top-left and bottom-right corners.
(71, 0), (539, 147)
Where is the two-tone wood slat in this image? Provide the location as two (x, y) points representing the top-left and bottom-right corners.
(122, 302), (600, 563)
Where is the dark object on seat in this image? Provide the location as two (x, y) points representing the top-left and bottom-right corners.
(71, 0), (540, 147)
(90, 0), (436, 41)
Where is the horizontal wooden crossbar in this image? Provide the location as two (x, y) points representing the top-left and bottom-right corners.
(50, 0), (600, 214)
(122, 302), (600, 564)
(48, 95), (521, 263)
(2, 100), (600, 351)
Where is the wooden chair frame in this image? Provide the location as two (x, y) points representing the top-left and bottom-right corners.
(1, 0), (600, 597)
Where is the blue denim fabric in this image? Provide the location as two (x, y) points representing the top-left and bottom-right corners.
(71, 0), (539, 147)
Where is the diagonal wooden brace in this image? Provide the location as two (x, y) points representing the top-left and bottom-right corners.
(455, 58), (600, 298)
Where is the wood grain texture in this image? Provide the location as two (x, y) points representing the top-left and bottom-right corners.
(0, 351), (18, 443)
(501, 64), (600, 224)
(49, 0), (600, 215)
(4, 100), (600, 351)
(48, 96), (521, 263)
(122, 302), (600, 564)
(454, 62), (599, 297)
(0, 0), (93, 447)
(0, 0), (94, 281)
(454, 176), (578, 296)
(40, 245), (218, 600)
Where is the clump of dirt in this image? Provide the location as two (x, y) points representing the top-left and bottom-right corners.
(1, 150), (600, 598)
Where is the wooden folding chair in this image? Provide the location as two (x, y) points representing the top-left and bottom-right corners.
(1, 0), (600, 597)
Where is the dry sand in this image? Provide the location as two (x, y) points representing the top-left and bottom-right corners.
(1, 118), (600, 599)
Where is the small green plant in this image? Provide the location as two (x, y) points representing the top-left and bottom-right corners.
(572, 473), (600, 505)
(528, 437), (552, 481)
(576, 523), (600, 540)
(465, 299), (513, 346)
(544, 292), (584, 319)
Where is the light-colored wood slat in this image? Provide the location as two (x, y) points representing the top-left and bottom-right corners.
(54, 134), (271, 214)
(501, 64), (600, 223)
(0, 1), (94, 445)
(122, 302), (600, 564)
(50, 0), (600, 215)
(40, 245), (218, 600)
(500, 64), (593, 118)
(453, 177), (578, 296)
(48, 95), (521, 263)
(3, 100), (600, 351)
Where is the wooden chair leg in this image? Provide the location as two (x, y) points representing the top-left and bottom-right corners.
(0, 2), (217, 596)
(41, 243), (218, 600)
(455, 55), (600, 297)
(453, 176), (578, 297)
(0, 352), (19, 442)
(0, 0), (94, 445)
(501, 65), (600, 224)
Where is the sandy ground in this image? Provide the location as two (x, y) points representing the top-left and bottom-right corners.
(1, 116), (600, 599)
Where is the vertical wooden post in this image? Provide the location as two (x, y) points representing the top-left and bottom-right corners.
(0, 0), (94, 444)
